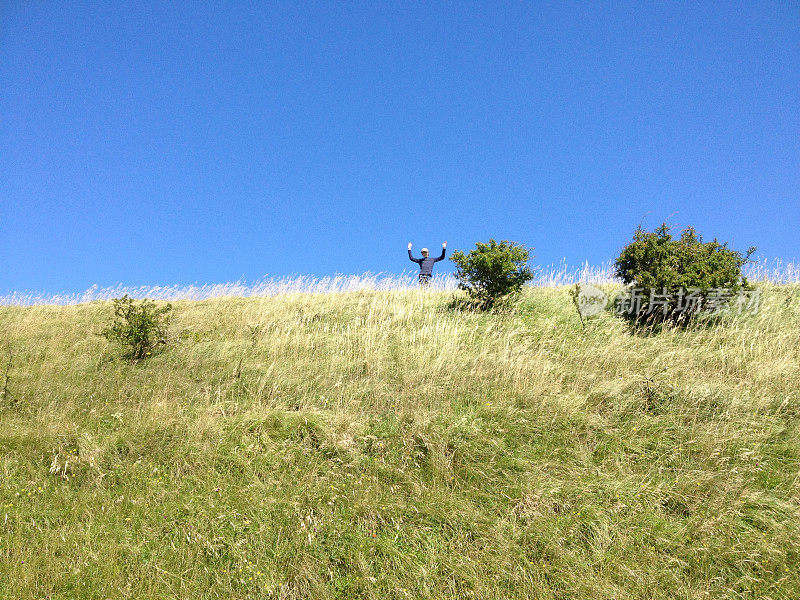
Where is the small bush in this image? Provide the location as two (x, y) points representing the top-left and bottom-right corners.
(614, 223), (755, 323)
(450, 239), (534, 310)
(100, 295), (172, 360)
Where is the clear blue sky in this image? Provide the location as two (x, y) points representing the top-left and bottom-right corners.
(2, 2), (798, 294)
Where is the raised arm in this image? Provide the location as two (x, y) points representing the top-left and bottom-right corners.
(434, 241), (447, 262)
(408, 242), (420, 263)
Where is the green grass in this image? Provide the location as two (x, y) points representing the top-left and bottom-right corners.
(1, 285), (798, 599)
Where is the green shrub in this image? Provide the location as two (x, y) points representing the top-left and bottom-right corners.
(450, 239), (534, 309)
(100, 295), (172, 360)
(614, 223), (755, 323)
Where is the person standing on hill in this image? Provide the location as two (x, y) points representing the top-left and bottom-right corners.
(408, 241), (447, 286)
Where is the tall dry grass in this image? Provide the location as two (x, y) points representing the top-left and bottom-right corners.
(3, 258), (795, 306)
(0, 282), (798, 598)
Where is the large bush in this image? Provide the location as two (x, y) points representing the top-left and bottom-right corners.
(100, 295), (172, 360)
(614, 223), (755, 323)
(450, 239), (534, 309)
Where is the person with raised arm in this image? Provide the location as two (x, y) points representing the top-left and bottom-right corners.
(408, 241), (447, 287)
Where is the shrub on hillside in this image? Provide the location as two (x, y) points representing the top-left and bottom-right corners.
(450, 239), (534, 309)
(100, 295), (172, 360)
(614, 223), (755, 323)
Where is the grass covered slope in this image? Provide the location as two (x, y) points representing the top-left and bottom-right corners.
(1, 285), (799, 599)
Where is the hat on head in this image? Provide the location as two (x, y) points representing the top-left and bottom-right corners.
(421, 247), (429, 253)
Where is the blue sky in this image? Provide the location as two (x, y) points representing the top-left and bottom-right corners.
(2, 2), (798, 294)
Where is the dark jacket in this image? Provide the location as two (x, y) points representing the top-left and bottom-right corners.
(409, 247), (446, 276)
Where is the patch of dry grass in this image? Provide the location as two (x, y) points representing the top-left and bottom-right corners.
(0, 284), (798, 598)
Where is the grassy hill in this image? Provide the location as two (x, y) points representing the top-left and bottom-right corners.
(1, 284), (798, 599)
